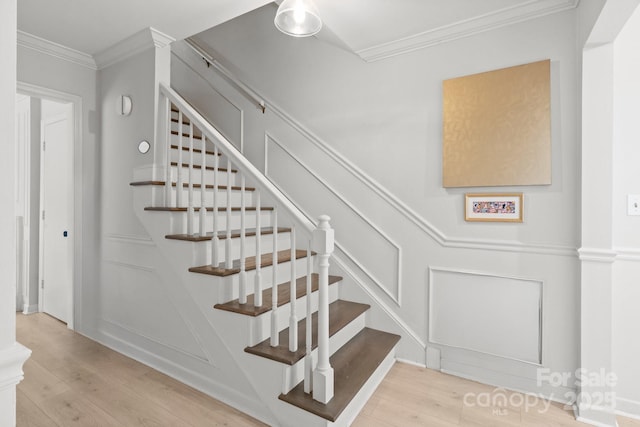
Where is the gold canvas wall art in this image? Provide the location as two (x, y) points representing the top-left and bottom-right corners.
(442, 60), (551, 187)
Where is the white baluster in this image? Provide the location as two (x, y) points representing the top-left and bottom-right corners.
(225, 158), (232, 269)
(312, 215), (334, 404)
(211, 144), (220, 267)
(239, 174), (247, 304)
(199, 134), (206, 236)
(304, 242), (313, 394)
(164, 98), (172, 207)
(254, 191), (262, 308)
(176, 111), (184, 208)
(187, 122), (194, 236)
(289, 226), (298, 352)
(270, 208), (279, 347)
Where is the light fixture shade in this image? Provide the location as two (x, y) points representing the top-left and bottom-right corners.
(274, 0), (322, 37)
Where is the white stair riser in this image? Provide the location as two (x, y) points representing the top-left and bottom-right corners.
(153, 185), (255, 208)
(167, 232), (292, 266)
(213, 257), (321, 303)
(169, 165), (237, 187)
(281, 312), (366, 394)
(245, 281), (341, 347)
(169, 134), (238, 160)
(170, 148), (221, 165)
(161, 210), (275, 235)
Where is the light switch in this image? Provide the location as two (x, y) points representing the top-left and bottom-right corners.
(628, 195), (640, 215)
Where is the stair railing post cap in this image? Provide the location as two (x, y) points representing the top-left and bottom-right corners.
(312, 215), (334, 254)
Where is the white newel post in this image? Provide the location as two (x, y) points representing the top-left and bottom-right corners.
(312, 215), (334, 404)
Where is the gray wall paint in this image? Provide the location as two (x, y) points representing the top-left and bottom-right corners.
(173, 4), (583, 397)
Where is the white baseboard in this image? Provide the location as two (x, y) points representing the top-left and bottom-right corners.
(86, 327), (276, 426)
(616, 396), (640, 421)
(22, 304), (39, 315)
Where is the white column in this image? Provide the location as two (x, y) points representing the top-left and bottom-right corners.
(577, 41), (616, 427)
(1, 1), (31, 423)
(312, 215), (334, 404)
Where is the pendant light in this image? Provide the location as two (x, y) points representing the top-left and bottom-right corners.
(274, 0), (322, 37)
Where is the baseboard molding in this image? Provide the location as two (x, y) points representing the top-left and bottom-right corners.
(88, 328), (275, 426)
(22, 304), (39, 315)
(0, 342), (31, 390)
(616, 396), (640, 420)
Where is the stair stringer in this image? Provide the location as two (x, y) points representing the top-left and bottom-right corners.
(133, 184), (362, 426)
(132, 187), (286, 426)
(132, 183), (399, 426)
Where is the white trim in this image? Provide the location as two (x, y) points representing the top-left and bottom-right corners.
(88, 329), (272, 425)
(104, 233), (155, 246)
(22, 304), (39, 315)
(614, 247), (640, 262)
(395, 358), (427, 369)
(175, 40), (577, 258)
(356, 0), (580, 62)
(95, 27), (175, 69)
(0, 343), (31, 390)
(616, 397), (640, 421)
(17, 81), (83, 332)
(331, 253), (426, 349)
(17, 30), (97, 70)
(265, 133), (403, 305)
(427, 266), (544, 366)
(171, 51), (245, 152)
(578, 247), (617, 263)
(103, 259), (155, 273)
(100, 319), (210, 364)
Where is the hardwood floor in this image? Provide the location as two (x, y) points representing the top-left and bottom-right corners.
(16, 313), (640, 426)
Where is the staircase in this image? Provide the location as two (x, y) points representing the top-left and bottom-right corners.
(130, 83), (400, 426)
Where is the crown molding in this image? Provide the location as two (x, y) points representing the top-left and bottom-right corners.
(17, 30), (97, 70)
(356, 0), (580, 62)
(94, 27), (175, 69)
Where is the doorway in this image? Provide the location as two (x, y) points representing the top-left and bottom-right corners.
(15, 83), (79, 329)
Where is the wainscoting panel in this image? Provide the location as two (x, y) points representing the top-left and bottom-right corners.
(428, 267), (542, 364)
(101, 235), (209, 362)
(265, 134), (402, 304)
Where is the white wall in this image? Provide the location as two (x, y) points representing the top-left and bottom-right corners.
(172, 3), (584, 398)
(613, 4), (640, 416)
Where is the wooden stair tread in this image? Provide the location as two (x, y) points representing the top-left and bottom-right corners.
(144, 206), (273, 212)
(279, 328), (400, 422)
(215, 274), (342, 316)
(170, 162), (237, 173)
(245, 300), (369, 365)
(129, 180), (255, 191)
(171, 144), (220, 156)
(189, 249), (312, 277)
(166, 227), (290, 242)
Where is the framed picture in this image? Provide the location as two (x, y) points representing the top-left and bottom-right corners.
(465, 193), (523, 222)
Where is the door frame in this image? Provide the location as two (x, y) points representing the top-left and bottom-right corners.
(17, 81), (82, 331)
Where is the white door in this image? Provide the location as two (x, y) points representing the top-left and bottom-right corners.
(40, 104), (73, 324)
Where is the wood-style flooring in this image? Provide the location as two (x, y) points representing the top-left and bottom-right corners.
(16, 313), (640, 427)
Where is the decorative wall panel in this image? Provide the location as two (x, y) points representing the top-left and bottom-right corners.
(443, 60), (551, 187)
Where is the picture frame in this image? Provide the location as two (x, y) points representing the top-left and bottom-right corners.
(465, 193), (524, 222)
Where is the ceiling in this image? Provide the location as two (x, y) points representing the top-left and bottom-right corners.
(17, 0), (579, 61)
